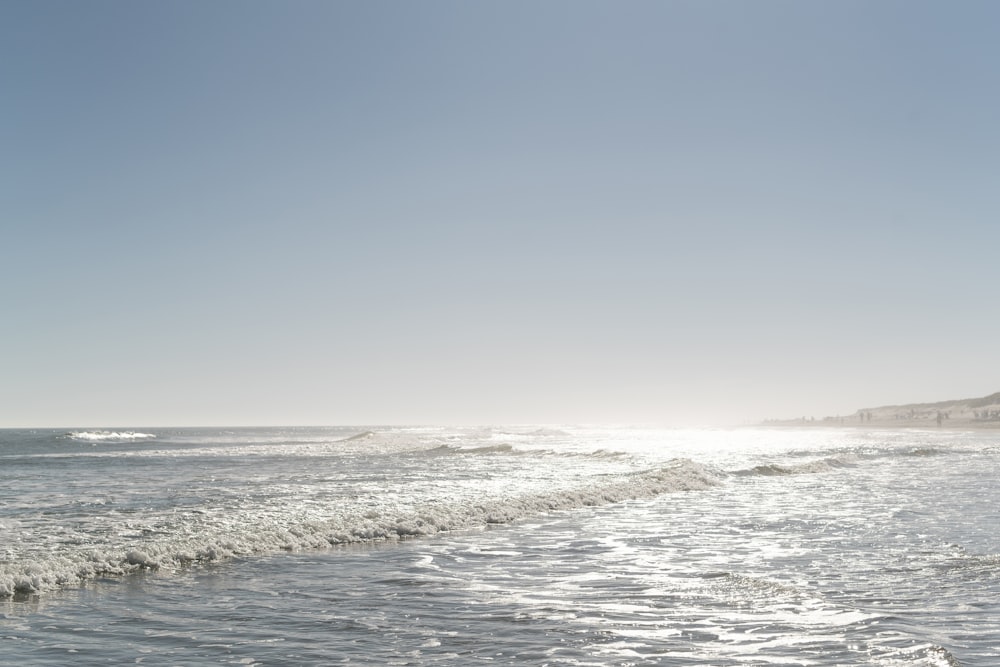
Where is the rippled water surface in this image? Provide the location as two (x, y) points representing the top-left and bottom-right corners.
(2, 426), (999, 665)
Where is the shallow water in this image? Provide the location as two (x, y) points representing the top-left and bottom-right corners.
(2, 426), (999, 665)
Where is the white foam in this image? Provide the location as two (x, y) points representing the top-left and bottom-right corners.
(67, 431), (156, 442)
(871, 643), (962, 667)
(0, 458), (720, 599)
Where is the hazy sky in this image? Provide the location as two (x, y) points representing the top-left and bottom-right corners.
(4, 1), (999, 427)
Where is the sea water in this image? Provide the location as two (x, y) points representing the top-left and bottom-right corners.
(1, 426), (998, 665)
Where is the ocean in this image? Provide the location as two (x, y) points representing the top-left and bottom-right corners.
(1, 425), (998, 666)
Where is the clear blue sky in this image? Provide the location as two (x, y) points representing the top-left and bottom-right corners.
(4, 1), (999, 427)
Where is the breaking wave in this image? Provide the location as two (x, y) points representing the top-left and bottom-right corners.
(460, 443), (516, 455)
(67, 431), (156, 442)
(871, 643), (962, 667)
(0, 459), (719, 599)
(420, 443), (518, 456)
(732, 455), (858, 477)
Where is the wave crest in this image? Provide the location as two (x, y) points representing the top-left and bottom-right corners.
(67, 431), (156, 442)
(0, 459), (719, 599)
(340, 430), (377, 442)
(418, 443), (518, 457)
(733, 455), (857, 477)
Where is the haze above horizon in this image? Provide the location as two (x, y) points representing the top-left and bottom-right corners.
(4, 1), (999, 428)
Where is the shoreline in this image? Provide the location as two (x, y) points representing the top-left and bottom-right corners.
(758, 420), (1000, 432)
(759, 390), (1000, 432)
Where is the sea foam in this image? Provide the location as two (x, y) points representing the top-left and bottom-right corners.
(67, 431), (157, 441)
(0, 458), (718, 598)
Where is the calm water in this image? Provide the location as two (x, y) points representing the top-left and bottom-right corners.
(2, 426), (998, 665)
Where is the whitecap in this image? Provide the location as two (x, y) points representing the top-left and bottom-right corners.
(0, 458), (721, 599)
(67, 431), (156, 442)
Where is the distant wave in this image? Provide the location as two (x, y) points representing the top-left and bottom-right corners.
(340, 430), (377, 442)
(491, 427), (572, 438)
(732, 455), (858, 477)
(462, 443), (516, 455)
(0, 459), (719, 599)
(905, 447), (944, 457)
(419, 443), (518, 457)
(590, 448), (629, 458)
(526, 428), (572, 437)
(418, 444), (629, 459)
(67, 431), (156, 442)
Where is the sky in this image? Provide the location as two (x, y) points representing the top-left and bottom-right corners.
(3, 1), (999, 427)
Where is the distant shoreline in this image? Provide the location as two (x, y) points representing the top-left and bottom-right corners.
(760, 390), (1000, 431)
(759, 418), (1000, 431)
